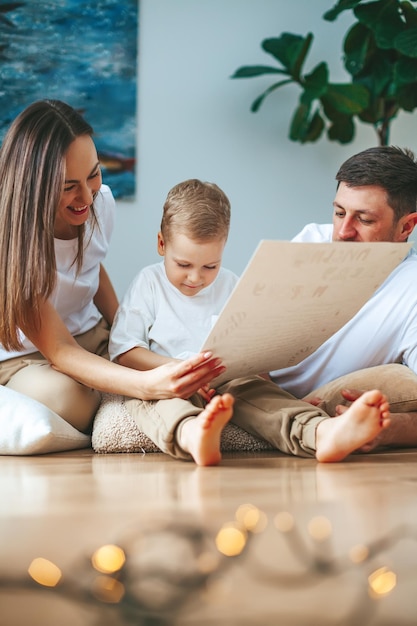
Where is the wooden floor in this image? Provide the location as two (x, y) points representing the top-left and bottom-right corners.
(1, 447), (417, 626)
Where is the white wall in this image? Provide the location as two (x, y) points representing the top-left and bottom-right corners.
(105, 0), (417, 297)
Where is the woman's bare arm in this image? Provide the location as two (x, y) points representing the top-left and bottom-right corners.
(23, 300), (224, 400)
(93, 264), (119, 326)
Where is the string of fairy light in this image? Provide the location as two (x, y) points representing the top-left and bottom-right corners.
(1, 505), (416, 625)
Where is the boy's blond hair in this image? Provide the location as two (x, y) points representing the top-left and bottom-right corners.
(161, 179), (231, 242)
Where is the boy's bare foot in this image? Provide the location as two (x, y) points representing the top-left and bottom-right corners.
(178, 393), (234, 466)
(315, 390), (390, 463)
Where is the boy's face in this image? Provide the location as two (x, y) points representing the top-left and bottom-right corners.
(158, 231), (226, 296)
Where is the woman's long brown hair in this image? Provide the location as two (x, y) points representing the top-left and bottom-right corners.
(0, 100), (96, 351)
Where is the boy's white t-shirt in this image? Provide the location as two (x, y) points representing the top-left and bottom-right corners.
(269, 223), (417, 397)
(0, 184), (116, 361)
(109, 263), (238, 361)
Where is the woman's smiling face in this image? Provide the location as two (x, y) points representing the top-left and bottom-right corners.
(54, 134), (102, 239)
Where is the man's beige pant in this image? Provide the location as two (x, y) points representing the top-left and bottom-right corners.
(0, 318), (110, 433)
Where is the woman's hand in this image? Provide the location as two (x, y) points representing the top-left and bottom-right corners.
(135, 352), (225, 400)
(25, 300), (226, 401)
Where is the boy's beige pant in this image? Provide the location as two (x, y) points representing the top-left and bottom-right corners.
(125, 376), (329, 459)
(0, 318), (110, 433)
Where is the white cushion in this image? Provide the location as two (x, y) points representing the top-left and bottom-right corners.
(0, 386), (91, 455)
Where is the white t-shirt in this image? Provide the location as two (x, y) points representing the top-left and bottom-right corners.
(269, 223), (417, 397)
(0, 184), (116, 361)
(109, 263), (238, 361)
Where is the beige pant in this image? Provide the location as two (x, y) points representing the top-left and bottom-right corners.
(0, 318), (110, 433)
(125, 375), (329, 460)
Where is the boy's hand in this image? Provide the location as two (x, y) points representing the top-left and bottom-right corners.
(197, 385), (217, 403)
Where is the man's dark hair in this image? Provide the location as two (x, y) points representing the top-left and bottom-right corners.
(336, 146), (417, 221)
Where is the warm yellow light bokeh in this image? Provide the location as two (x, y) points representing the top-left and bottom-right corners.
(349, 544), (369, 564)
(28, 557), (62, 587)
(274, 511), (295, 533)
(92, 575), (125, 603)
(236, 504), (267, 533)
(368, 566), (397, 597)
(307, 516), (332, 541)
(216, 524), (247, 556)
(91, 544), (126, 574)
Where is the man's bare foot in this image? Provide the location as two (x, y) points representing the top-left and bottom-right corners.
(315, 390), (390, 463)
(178, 393), (234, 466)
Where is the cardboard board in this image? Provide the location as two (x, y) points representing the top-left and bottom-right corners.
(201, 240), (411, 384)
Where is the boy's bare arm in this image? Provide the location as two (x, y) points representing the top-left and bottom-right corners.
(117, 346), (178, 371)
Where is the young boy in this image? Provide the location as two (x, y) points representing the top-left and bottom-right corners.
(109, 179), (390, 466)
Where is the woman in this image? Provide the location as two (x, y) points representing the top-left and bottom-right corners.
(0, 100), (224, 433)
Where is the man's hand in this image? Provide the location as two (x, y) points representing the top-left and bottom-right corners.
(304, 387), (363, 413)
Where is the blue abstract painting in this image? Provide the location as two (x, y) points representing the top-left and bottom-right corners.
(0, 0), (138, 199)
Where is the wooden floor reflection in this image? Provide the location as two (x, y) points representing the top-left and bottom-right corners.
(1, 448), (417, 625)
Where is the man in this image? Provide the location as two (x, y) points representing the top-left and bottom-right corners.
(270, 145), (417, 450)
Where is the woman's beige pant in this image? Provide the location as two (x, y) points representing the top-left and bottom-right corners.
(0, 318), (110, 432)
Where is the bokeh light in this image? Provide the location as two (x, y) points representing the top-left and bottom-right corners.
(91, 575), (125, 603)
(28, 557), (62, 587)
(274, 511), (295, 533)
(368, 566), (397, 598)
(92, 544), (126, 574)
(215, 523), (247, 556)
(235, 504), (268, 533)
(349, 544), (369, 564)
(307, 516), (332, 542)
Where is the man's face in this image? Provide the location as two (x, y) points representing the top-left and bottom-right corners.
(332, 182), (414, 243)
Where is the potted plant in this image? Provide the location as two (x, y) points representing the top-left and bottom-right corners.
(231, 0), (417, 145)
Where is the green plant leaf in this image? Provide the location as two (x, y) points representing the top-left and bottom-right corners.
(321, 96), (344, 122)
(327, 115), (355, 143)
(343, 22), (374, 76)
(401, 1), (417, 29)
(231, 65), (290, 79)
(324, 83), (369, 113)
(262, 33), (313, 77)
(324, 0), (362, 22)
(394, 28), (417, 56)
(303, 110), (325, 142)
(289, 102), (311, 140)
(358, 96), (398, 124)
(289, 103), (326, 143)
(322, 92), (361, 143)
(394, 56), (417, 84)
(250, 79), (294, 112)
(301, 62), (329, 104)
(292, 33), (314, 80)
(353, 54), (394, 97)
(357, 100), (383, 123)
(355, 0), (406, 49)
(397, 82), (417, 110)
